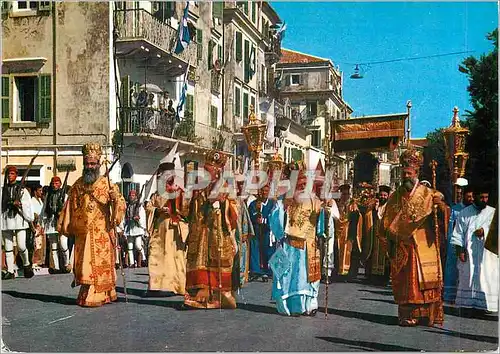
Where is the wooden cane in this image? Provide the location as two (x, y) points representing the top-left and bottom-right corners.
(324, 206), (330, 319)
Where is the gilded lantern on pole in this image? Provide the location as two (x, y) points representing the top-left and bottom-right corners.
(442, 106), (469, 203)
(241, 104), (267, 170)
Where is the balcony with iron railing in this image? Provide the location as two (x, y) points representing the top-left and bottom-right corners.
(114, 8), (197, 65)
(120, 107), (234, 153)
(195, 122), (234, 153)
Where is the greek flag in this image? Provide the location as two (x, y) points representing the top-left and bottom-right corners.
(176, 63), (190, 122)
(277, 21), (287, 41)
(249, 45), (256, 79)
(174, 2), (191, 55)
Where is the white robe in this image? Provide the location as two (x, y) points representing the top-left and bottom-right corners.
(323, 200), (340, 276)
(451, 205), (498, 311)
(123, 204), (147, 237)
(2, 188), (33, 231)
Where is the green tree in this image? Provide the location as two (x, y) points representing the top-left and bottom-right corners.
(459, 29), (498, 204)
(422, 128), (452, 204)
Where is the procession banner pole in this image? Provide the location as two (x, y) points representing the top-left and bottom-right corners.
(430, 160), (442, 293)
(104, 153), (128, 303)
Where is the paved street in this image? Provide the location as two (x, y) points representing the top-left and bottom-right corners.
(2, 270), (498, 352)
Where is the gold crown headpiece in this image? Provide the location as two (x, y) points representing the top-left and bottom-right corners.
(205, 150), (229, 171)
(399, 148), (422, 171)
(82, 142), (102, 160)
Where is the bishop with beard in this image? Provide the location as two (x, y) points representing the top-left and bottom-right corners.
(57, 142), (126, 307)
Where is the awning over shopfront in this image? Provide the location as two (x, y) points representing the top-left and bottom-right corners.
(331, 113), (407, 152)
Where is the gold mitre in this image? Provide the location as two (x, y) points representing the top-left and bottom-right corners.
(205, 150), (229, 170)
(82, 142), (102, 160)
(399, 148), (422, 171)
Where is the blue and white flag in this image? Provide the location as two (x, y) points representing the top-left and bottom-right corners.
(176, 63), (190, 122)
(249, 45), (256, 79)
(277, 21), (287, 41)
(174, 2), (191, 55)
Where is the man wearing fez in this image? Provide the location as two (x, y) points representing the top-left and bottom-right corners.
(380, 148), (448, 327)
(2, 166), (34, 279)
(42, 176), (70, 274)
(184, 150), (239, 309)
(57, 143), (126, 307)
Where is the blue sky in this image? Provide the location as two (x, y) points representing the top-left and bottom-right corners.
(271, 1), (498, 138)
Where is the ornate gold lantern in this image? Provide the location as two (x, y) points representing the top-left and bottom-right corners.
(241, 104), (267, 170)
(442, 106), (469, 203)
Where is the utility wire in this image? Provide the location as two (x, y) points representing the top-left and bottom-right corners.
(341, 50), (475, 66)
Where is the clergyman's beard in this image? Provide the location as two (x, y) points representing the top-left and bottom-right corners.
(379, 198), (387, 206)
(402, 178), (415, 192)
(83, 166), (100, 185)
(475, 201), (487, 210)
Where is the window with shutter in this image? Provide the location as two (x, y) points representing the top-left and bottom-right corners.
(196, 29), (203, 63)
(208, 40), (215, 70)
(38, 1), (51, 12)
(37, 74), (51, 124)
(250, 96), (255, 112)
(210, 105), (218, 128)
(186, 94), (194, 119)
(235, 32), (242, 62)
(243, 2), (248, 15)
(243, 92), (249, 123)
(212, 1), (223, 19)
(165, 1), (174, 17)
(2, 76), (10, 124)
(234, 86), (241, 117)
(251, 2), (256, 23)
(244, 40), (249, 83)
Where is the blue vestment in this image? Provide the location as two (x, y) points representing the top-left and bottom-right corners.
(248, 198), (276, 276)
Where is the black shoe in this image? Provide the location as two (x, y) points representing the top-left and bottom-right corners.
(23, 266), (34, 279)
(115, 264), (120, 270)
(2, 272), (15, 280)
(261, 275), (269, 283)
(141, 260), (147, 267)
(48, 268), (59, 274)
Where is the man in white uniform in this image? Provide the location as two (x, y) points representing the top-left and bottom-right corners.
(451, 186), (498, 313)
(123, 189), (147, 267)
(2, 166), (34, 279)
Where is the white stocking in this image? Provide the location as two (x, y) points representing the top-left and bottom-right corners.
(3, 231), (15, 273)
(15, 230), (30, 267)
(59, 235), (70, 267)
(134, 236), (145, 259)
(48, 233), (60, 270)
(127, 236), (135, 266)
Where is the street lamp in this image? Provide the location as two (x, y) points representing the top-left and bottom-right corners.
(442, 106), (469, 204)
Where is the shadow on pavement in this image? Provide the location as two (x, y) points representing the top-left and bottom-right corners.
(360, 297), (395, 305)
(236, 302), (281, 316)
(316, 336), (419, 351)
(321, 307), (399, 326)
(3, 290), (75, 306)
(358, 289), (394, 296)
(424, 328), (499, 344)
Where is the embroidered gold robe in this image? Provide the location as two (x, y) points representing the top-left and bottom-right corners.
(381, 184), (448, 325)
(336, 201), (362, 276)
(184, 191), (238, 309)
(146, 191), (189, 294)
(57, 176), (126, 307)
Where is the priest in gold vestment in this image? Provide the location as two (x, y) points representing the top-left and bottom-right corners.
(57, 143), (126, 307)
(146, 160), (189, 295)
(184, 151), (238, 309)
(380, 148), (448, 327)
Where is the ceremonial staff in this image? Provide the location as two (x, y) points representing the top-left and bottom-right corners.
(104, 154), (128, 303)
(430, 160), (442, 292)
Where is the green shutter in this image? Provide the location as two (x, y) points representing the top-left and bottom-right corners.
(250, 96), (255, 112)
(243, 2), (248, 15)
(251, 2), (256, 23)
(37, 74), (51, 124)
(217, 44), (222, 62)
(234, 87), (241, 116)
(121, 75), (130, 108)
(212, 1), (223, 19)
(166, 2), (174, 17)
(244, 40), (249, 83)
(196, 29), (203, 63)
(235, 32), (242, 62)
(210, 105), (217, 128)
(208, 40), (214, 70)
(186, 94), (195, 121)
(2, 76), (10, 124)
(243, 93), (249, 122)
